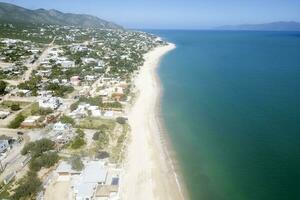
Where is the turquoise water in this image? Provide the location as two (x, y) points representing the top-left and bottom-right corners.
(149, 30), (300, 200)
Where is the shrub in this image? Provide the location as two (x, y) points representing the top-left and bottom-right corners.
(8, 113), (25, 128)
(10, 104), (21, 111)
(70, 137), (85, 149)
(60, 115), (75, 125)
(92, 131), (100, 141)
(0, 80), (7, 95)
(96, 151), (110, 159)
(116, 117), (127, 124)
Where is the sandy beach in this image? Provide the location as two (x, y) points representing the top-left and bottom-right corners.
(121, 43), (186, 200)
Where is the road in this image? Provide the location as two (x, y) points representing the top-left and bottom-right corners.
(23, 36), (57, 81)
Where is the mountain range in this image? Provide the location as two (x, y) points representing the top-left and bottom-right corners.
(0, 2), (122, 29)
(216, 21), (300, 31)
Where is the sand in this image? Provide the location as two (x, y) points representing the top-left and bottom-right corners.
(121, 43), (186, 200)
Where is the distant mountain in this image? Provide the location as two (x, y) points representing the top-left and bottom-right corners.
(0, 2), (122, 29)
(216, 21), (300, 31)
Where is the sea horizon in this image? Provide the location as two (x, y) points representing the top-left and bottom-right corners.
(148, 29), (300, 200)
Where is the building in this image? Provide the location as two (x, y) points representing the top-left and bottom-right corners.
(20, 115), (41, 128)
(38, 96), (61, 110)
(0, 140), (10, 153)
(73, 161), (108, 200)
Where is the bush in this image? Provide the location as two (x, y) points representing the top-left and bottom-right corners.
(8, 113), (25, 128)
(116, 117), (127, 124)
(71, 129), (85, 149)
(70, 137), (85, 149)
(10, 104), (21, 111)
(96, 151), (110, 159)
(92, 131), (100, 140)
(0, 80), (7, 95)
(60, 115), (75, 125)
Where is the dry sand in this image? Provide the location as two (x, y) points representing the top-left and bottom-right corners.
(121, 43), (186, 200)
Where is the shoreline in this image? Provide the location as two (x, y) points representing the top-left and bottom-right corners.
(121, 43), (188, 200)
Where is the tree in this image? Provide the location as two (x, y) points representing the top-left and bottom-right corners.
(69, 155), (84, 171)
(21, 138), (55, 157)
(11, 171), (42, 200)
(0, 80), (7, 95)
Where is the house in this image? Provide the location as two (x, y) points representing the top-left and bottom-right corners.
(0, 140), (10, 153)
(21, 116), (42, 128)
(38, 96), (61, 110)
(73, 161), (108, 200)
(56, 161), (80, 177)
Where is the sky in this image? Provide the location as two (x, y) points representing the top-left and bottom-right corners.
(1, 0), (300, 29)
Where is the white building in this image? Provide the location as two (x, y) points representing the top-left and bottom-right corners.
(73, 161), (108, 200)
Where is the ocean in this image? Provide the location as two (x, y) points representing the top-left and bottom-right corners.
(148, 30), (300, 200)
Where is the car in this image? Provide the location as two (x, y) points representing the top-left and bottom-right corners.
(17, 131), (24, 135)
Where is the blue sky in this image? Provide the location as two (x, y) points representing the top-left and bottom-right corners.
(2, 0), (300, 29)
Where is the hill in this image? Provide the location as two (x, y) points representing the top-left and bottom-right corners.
(0, 2), (122, 29)
(216, 21), (300, 31)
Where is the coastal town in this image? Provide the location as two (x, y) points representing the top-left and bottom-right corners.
(0, 22), (168, 200)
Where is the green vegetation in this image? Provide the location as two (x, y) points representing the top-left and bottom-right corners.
(77, 117), (116, 130)
(8, 113), (25, 128)
(0, 100), (30, 109)
(10, 103), (21, 111)
(59, 115), (75, 125)
(45, 83), (74, 97)
(29, 152), (59, 171)
(30, 103), (53, 115)
(94, 130), (109, 149)
(0, 80), (7, 95)
(116, 117), (127, 124)
(21, 138), (55, 157)
(70, 129), (86, 149)
(11, 171), (42, 200)
(18, 75), (41, 96)
(69, 155), (84, 171)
